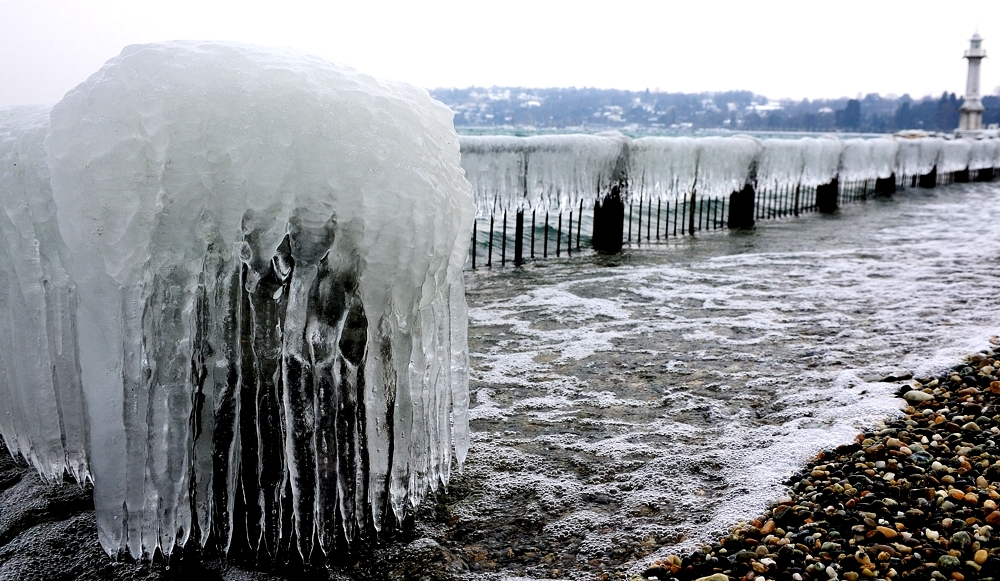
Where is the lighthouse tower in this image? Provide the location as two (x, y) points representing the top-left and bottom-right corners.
(958, 32), (986, 135)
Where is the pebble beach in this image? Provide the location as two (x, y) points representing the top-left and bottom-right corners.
(645, 338), (1000, 581)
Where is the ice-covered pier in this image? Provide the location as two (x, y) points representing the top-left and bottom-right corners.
(460, 134), (1000, 266)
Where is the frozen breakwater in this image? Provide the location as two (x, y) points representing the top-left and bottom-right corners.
(460, 133), (1000, 266)
(0, 41), (474, 564)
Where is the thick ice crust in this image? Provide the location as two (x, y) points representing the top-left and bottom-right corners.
(0, 105), (89, 484)
(461, 134), (1000, 211)
(460, 133), (629, 215)
(40, 41), (474, 561)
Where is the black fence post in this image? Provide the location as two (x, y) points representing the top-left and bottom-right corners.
(687, 191), (697, 235)
(514, 209), (524, 267)
(637, 197), (643, 246)
(875, 173), (895, 196)
(543, 211), (549, 258)
(487, 213), (494, 268)
(471, 221), (477, 269)
(530, 210), (536, 258)
(592, 185), (625, 254)
(627, 202), (633, 243)
(646, 197), (653, 240)
(673, 198), (679, 237)
(919, 166), (937, 188)
(656, 199), (662, 240)
(727, 183), (756, 229)
(816, 177), (839, 214)
(501, 210), (507, 266)
(556, 212), (562, 257)
(567, 209), (573, 257)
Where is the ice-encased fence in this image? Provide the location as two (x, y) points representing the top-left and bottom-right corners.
(460, 133), (1000, 267)
(460, 133), (630, 215)
(0, 41), (475, 565)
(941, 139), (974, 174)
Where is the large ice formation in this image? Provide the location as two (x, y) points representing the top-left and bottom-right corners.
(917, 137), (946, 176)
(895, 138), (925, 178)
(459, 133), (628, 215)
(941, 138), (974, 174)
(799, 137), (844, 187)
(0, 105), (89, 484)
(630, 136), (699, 201)
(461, 133), (999, 213)
(1, 41), (474, 563)
(756, 138), (807, 190)
(970, 139), (1000, 171)
(690, 136), (762, 198)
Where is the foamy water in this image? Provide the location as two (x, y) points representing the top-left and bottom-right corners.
(431, 183), (1000, 580)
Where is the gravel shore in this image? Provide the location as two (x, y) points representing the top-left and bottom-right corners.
(644, 338), (1000, 581)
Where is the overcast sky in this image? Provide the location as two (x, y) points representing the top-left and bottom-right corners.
(2, 0), (999, 107)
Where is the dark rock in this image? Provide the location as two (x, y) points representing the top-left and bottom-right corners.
(0, 446), (457, 580)
(938, 554), (961, 570)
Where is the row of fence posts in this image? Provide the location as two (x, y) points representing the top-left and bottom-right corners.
(468, 165), (997, 269)
(470, 199), (588, 269)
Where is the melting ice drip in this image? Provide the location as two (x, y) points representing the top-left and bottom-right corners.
(460, 133), (1000, 214)
(0, 41), (474, 563)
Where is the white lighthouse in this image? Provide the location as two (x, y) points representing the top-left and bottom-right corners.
(958, 32), (986, 135)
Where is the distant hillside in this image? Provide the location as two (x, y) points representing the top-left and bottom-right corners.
(429, 87), (1000, 134)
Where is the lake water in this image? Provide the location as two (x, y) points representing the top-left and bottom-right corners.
(416, 182), (1000, 581)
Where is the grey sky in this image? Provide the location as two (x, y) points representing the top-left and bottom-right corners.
(2, 0), (999, 107)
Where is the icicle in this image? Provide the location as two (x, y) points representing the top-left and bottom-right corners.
(460, 133), (629, 214)
(458, 136), (525, 216)
(968, 138), (995, 170)
(755, 138), (806, 191)
(869, 138), (900, 179)
(694, 136), (762, 198)
(629, 137), (698, 202)
(941, 138), (973, 174)
(895, 137), (924, 178)
(800, 136), (843, 187)
(917, 137), (945, 175)
(0, 105), (89, 484)
(839, 139), (875, 182)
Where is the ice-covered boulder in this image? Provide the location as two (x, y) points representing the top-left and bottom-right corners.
(19, 40), (474, 562)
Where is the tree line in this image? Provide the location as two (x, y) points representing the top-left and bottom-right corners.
(430, 87), (1000, 133)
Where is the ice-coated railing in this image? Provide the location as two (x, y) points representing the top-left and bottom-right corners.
(461, 133), (1000, 267)
(0, 41), (475, 565)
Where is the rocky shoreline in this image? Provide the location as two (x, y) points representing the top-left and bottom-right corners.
(644, 338), (1000, 581)
(0, 444), (460, 580)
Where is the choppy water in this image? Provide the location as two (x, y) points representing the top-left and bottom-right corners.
(418, 183), (1000, 580)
